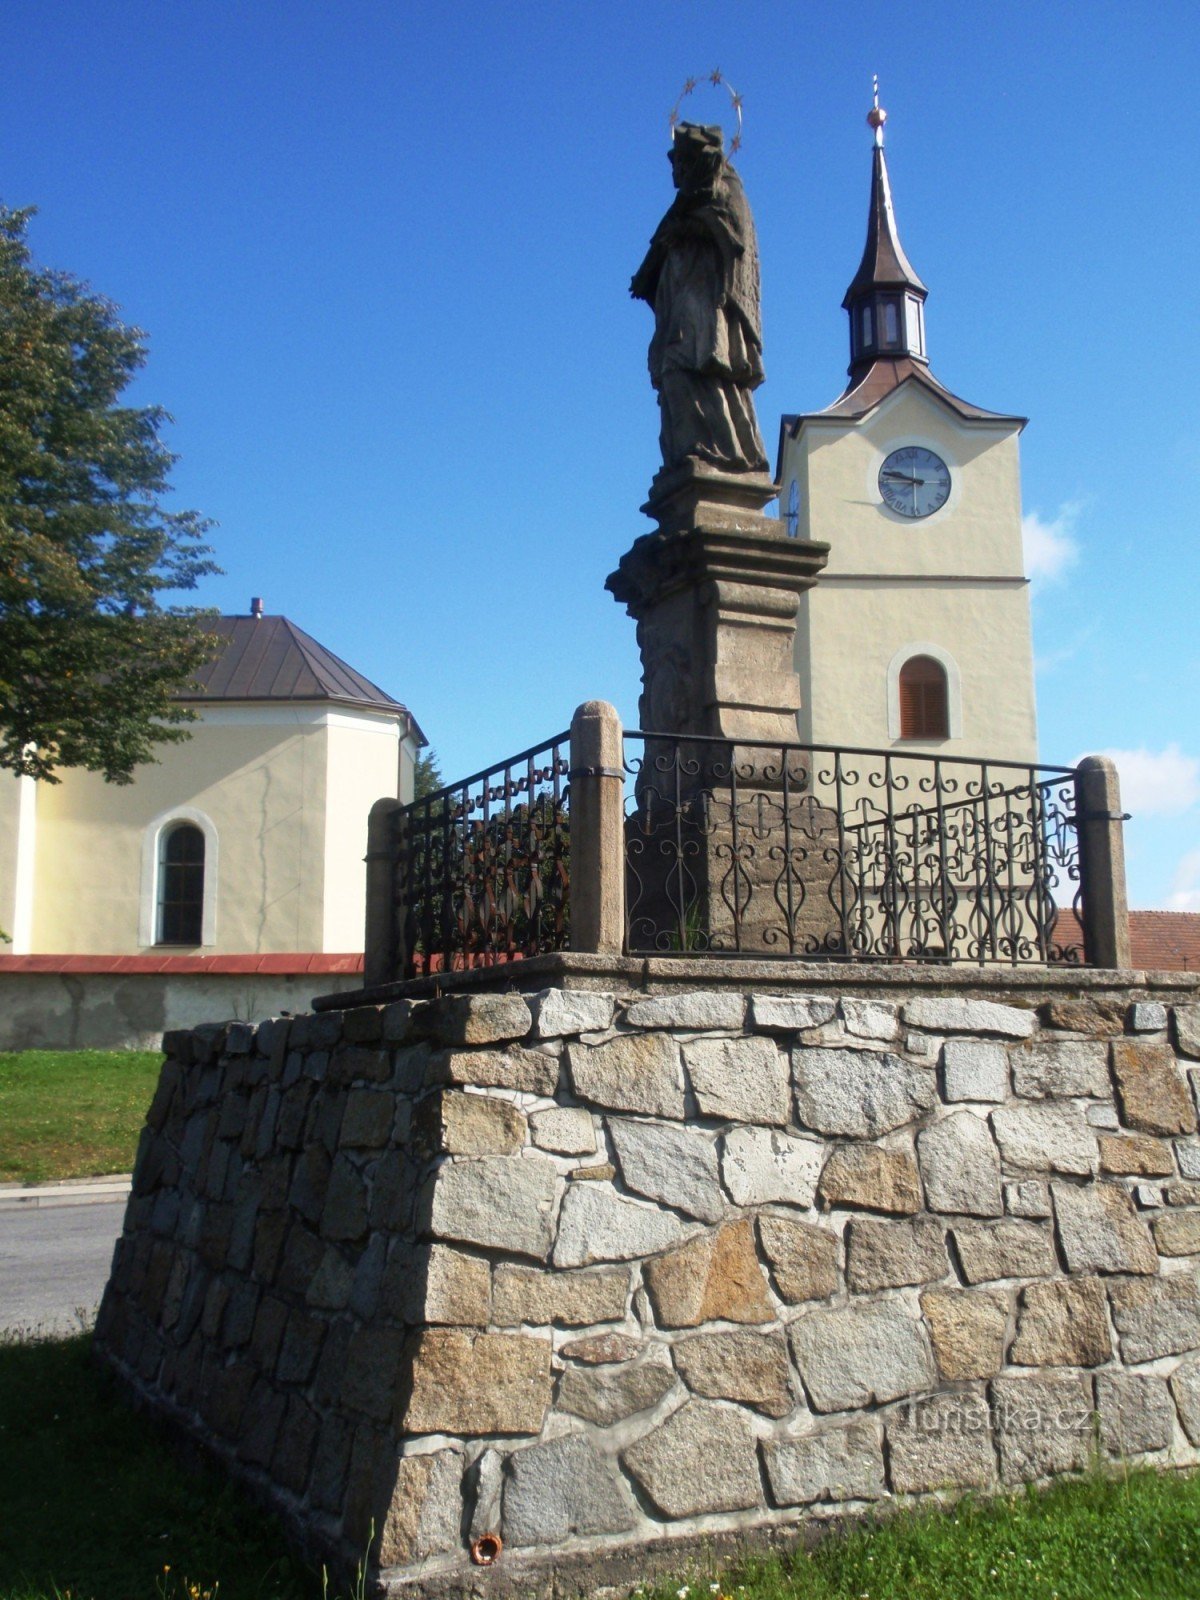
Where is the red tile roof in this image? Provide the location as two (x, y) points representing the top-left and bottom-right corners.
(1129, 911), (1200, 973)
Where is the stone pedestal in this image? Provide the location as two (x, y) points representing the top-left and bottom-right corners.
(609, 462), (841, 954)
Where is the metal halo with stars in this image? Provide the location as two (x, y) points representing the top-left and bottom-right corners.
(668, 69), (744, 153)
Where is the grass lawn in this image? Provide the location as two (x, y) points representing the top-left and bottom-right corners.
(0, 1050), (162, 1185)
(1, 1332), (1198, 1600)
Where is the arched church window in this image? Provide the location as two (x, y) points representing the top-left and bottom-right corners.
(785, 480), (800, 538)
(157, 823), (206, 944)
(898, 655), (949, 739)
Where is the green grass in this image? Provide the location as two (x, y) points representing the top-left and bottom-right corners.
(644, 1468), (1200, 1600)
(0, 1050), (162, 1184)
(0, 1332), (325, 1600)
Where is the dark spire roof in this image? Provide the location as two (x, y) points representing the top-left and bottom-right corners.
(842, 144), (927, 307)
(178, 612), (426, 743)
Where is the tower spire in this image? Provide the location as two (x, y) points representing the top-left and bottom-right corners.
(842, 82), (928, 378)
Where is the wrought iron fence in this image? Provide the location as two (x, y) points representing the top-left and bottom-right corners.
(623, 733), (1085, 965)
(394, 733), (570, 979)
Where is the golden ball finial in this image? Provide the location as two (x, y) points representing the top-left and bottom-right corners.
(867, 105), (887, 131)
(867, 74), (886, 145)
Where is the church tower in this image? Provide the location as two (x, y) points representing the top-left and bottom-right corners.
(778, 90), (1038, 763)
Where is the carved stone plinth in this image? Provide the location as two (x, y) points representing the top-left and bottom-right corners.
(610, 466), (841, 953)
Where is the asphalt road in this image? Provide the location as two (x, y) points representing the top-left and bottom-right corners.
(0, 1199), (125, 1337)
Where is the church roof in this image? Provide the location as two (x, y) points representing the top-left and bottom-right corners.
(180, 612), (426, 741)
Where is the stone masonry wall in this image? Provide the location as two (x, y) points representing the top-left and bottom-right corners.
(95, 984), (1200, 1594)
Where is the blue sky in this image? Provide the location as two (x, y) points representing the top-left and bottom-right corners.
(3, 0), (1197, 911)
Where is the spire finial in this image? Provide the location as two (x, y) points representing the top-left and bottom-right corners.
(867, 74), (887, 148)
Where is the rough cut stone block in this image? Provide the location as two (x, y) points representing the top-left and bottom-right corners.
(953, 1220), (1055, 1283)
(557, 1359), (676, 1425)
(758, 1215), (840, 1302)
(1175, 1140), (1200, 1180)
(918, 1112), (1003, 1216)
(559, 1331), (640, 1364)
(553, 1183), (688, 1267)
(1011, 1039), (1110, 1099)
(903, 997), (1036, 1038)
(568, 1162), (615, 1183)
(991, 1103), (1097, 1176)
(672, 1329), (793, 1417)
(992, 1373), (1092, 1483)
(419, 1248), (489, 1324)
(1110, 1039), (1196, 1136)
(529, 1107), (596, 1155)
(763, 1418), (885, 1505)
(794, 1049), (936, 1138)
(684, 1035), (790, 1125)
(622, 1401), (762, 1518)
(321, 1155), (369, 1242)
(1005, 1180), (1052, 1219)
(421, 1090), (527, 1156)
(790, 1300), (935, 1412)
(379, 1447), (463, 1567)
(1099, 1135), (1175, 1177)
(921, 1287), (1009, 1380)
(846, 1217), (948, 1292)
(1130, 1001), (1169, 1033)
(720, 1125), (825, 1208)
(840, 998), (900, 1042)
(526, 989), (615, 1040)
(1175, 1007), (1200, 1060)
(1153, 1210), (1200, 1255)
(1011, 1278), (1111, 1366)
(429, 1046), (560, 1096)
(610, 1118), (724, 1222)
(492, 1263), (628, 1327)
(340, 1325), (406, 1421)
(941, 1039), (1009, 1103)
(404, 1329), (551, 1435)
(1165, 1181), (1200, 1206)
(1088, 1103), (1121, 1129)
(817, 1143), (921, 1214)
(1052, 1182), (1158, 1275)
(503, 1434), (636, 1546)
(1040, 997), (1126, 1036)
(567, 1033), (684, 1118)
(888, 1391), (997, 1494)
(382, 998), (416, 1043)
(1169, 1356), (1200, 1445)
(748, 994), (836, 1032)
(1095, 1372), (1175, 1456)
(341, 1006), (383, 1045)
(1136, 1183), (1165, 1208)
(625, 991), (745, 1031)
(422, 993), (533, 1047)
(426, 1155), (558, 1261)
(643, 1219), (773, 1328)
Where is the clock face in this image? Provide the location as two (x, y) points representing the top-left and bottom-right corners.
(878, 447), (951, 519)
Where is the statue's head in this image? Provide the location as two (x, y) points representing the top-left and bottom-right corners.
(669, 122), (724, 192)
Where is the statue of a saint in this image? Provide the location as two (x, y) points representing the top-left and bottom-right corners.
(631, 122), (769, 476)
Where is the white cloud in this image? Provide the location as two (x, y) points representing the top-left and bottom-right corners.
(1090, 744), (1200, 817)
(1022, 501), (1081, 585)
(1169, 848), (1200, 913)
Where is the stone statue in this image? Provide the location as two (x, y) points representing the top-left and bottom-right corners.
(631, 122), (769, 476)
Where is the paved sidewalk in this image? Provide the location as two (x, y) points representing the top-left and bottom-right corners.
(0, 1173), (132, 1212)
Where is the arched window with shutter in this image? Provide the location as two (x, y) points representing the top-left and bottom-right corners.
(898, 655), (949, 739)
(139, 807), (219, 948)
(886, 643), (962, 743)
(157, 823), (206, 944)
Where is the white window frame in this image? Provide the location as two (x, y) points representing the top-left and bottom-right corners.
(139, 806), (219, 947)
(886, 642), (963, 742)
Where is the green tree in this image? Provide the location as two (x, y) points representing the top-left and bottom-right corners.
(0, 205), (218, 784)
(413, 747), (443, 800)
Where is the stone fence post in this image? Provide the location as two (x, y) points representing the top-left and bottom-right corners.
(569, 701), (625, 955)
(1074, 754), (1131, 970)
(364, 797), (403, 988)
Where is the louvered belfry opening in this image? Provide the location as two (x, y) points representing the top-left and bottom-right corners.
(899, 653), (949, 739)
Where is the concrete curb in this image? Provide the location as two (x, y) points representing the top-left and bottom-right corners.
(0, 1174), (132, 1211)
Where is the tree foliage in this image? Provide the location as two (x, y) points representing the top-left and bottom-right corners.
(412, 747), (443, 800)
(0, 205), (219, 784)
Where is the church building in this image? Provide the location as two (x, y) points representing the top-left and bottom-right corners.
(777, 98), (1038, 764)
